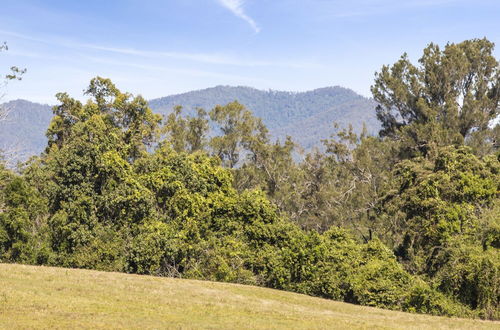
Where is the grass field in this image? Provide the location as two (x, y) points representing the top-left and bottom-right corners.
(0, 263), (498, 329)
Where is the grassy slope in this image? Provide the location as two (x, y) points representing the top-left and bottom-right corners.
(0, 264), (497, 329)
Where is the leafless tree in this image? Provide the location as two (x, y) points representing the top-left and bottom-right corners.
(1, 41), (26, 166)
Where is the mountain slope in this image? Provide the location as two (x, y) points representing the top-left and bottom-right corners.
(0, 86), (379, 163)
(1, 263), (497, 329)
(149, 85), (379, 148)
(0, 100), (52, 164)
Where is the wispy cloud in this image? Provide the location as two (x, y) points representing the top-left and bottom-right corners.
(0, 29), (319, 69)
(81, 44), (319, 69)
(82, 55), (267, 82)
(216, 0), (260, 33)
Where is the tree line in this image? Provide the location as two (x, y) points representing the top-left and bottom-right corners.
(0, 38), (499, 319)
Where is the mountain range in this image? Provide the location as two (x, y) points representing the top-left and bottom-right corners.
(0, 86), (379, 164)
(0, 99), (52, 165)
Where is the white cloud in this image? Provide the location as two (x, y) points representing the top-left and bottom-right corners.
(81, 44), (319, 69)
(216, 0), (260, 33)
(82, 55), (264, 82)
(0, 29), (321, 69)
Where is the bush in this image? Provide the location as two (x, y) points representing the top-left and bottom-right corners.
(403, 281), (474, 317)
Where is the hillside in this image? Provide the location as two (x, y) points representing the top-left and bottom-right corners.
(0, 100), (52, 165)
(0, 86), (378, 164)
(0, 264), (497, 329)
(149, 85), (379, 148)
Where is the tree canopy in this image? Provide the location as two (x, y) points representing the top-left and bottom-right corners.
(372, 38), (500, 157)
(0, 39), (499, 320)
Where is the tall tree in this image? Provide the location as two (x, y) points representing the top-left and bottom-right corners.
(235, 136), (297, 204)
(209, 101), (268, 168)
(162, 106), (209, 153)
(47, 77), (161, 160)
(372, 38), (500, 157)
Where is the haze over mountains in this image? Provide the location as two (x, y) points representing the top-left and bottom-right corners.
(0, 86), (379, 164)
(150, 86), (379, 148)
(0, 100), (52, 164)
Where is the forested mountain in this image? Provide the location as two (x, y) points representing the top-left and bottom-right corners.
(0, 100), (52, 165)
(149, 86), (379, 148)
(0, 86), (378, 163)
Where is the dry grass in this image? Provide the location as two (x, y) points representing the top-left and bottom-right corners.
(0, 263), (498, 329)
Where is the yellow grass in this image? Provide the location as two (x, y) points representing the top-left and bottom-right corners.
(0, 263), (498, 329)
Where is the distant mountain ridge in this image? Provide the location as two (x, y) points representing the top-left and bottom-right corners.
(0, 100), (52, 165)
(1, 85), (379, 164)
(149, 85), (379, 149)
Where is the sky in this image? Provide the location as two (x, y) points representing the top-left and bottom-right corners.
(0, 0), (499, 104)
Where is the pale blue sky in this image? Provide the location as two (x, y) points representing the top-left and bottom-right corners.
(1, 0), (499, 103)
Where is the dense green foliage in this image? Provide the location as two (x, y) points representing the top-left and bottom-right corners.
(372, 38), (499, 158)
(0, 39), (499, 320)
